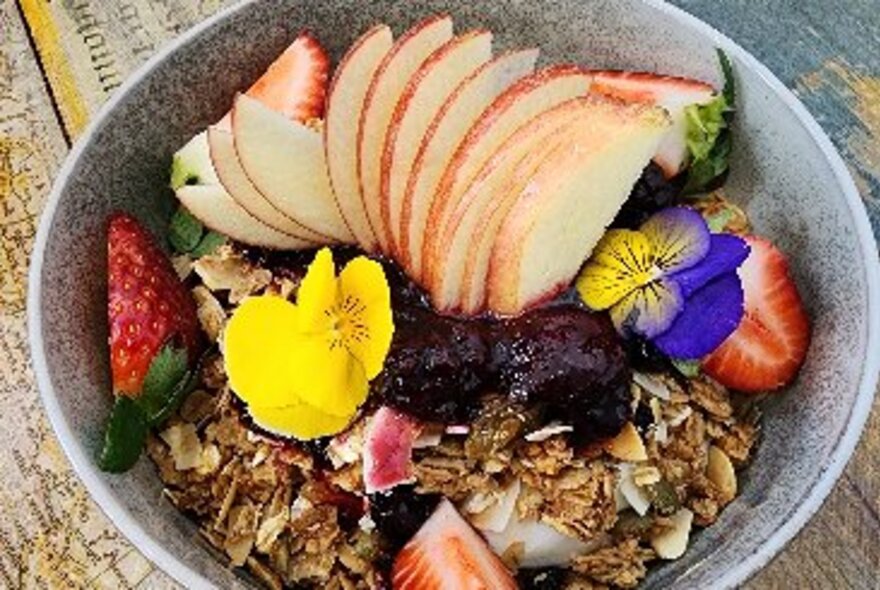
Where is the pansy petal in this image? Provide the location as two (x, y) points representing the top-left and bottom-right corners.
(224, 295), (302, 408)
(296, 247), (337, 333)
(286, 333), (369, 417)
(668, 234), (750, 298)
(577, 229), (654, 310)
(641, 207), (711, 273)
(248, 400), (353, 440)
(654, 272), (745, 358)
(338, 256), (394, 379)
(610, 277), (684, 338)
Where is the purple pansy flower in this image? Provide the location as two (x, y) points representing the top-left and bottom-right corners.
(576, 207), (750, 358)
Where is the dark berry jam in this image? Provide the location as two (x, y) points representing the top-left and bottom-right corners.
(373, 306), (491, 423)
(490, 305), (632, 443)
(235, 245), (633, 444)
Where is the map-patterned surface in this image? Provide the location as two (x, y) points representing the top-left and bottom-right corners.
(2, 0), (878, 588)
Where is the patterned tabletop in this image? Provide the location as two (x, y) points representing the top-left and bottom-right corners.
(1, 1), (877, 588)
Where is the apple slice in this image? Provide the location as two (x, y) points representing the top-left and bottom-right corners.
(379, 30), (493, 256)
(232, 94), (353, 242)
(430, 99), (602, 313)
(458, 119), (623, 314)
(208, 126), (330, 243)
(421, 66), (593, 289)
(398, 49), (539, 276)
(357, 15), (454, 254)
(325, 24), (394, 252)
(175, 185), (314, 250)
(486, 97), (671, 315)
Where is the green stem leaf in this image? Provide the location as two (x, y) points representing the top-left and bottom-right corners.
(98, 397), (148, 473)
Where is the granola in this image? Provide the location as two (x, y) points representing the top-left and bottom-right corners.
(145, 249), (761, 590)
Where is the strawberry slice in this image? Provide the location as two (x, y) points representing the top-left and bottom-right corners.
(703, 236), (810, 392)
(108, 213), (201, 396)
(392, 499), (517, 590)
(245, 31), (329, 122)
(588, 70), (716, 178)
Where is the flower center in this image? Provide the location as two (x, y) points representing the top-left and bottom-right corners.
(634, 264), (664, 287)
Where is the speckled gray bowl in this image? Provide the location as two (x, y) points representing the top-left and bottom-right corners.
(28, 0), (880, 588)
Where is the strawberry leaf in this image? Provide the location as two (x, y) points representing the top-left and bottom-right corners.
(191, 230), (227, 258)
(136, 343), (189, 423)
(168, 206), (203, 253)
(98, 396), (148, 473)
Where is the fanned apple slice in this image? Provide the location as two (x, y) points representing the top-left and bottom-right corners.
(429, 99), (600, 313)
(357, 15), (454, 254)
(208, 126), (330, 243)
(232, 95), (353, 242)
(421, 66), (593, 288)
(325, 24), (394, 252)
(458, 106), (630, 314)
(176, 185), (314, 250)
(486, 97), (670, 315)
(379, 30), (493, 256)
(399, 49), (539, 277)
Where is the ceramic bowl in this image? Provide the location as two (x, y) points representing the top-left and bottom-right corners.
(28, 0), (880, 588)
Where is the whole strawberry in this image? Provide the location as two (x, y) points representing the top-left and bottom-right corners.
(101, 213), (202, 473)
(108, 213), (200, 396)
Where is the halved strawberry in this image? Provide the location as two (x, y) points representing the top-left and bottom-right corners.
(245, 31), (330, 122)
(702, 236), (810, 392)
(108, 213), (201, 395)
(588, 70), (716, 178)
(392, 499), (517, 590)
(216, 32), (330, 129)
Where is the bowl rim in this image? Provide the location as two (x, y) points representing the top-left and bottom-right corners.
(27, 0), (880, 588)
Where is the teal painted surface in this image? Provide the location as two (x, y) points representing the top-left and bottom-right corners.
(673, 0), (880, 237)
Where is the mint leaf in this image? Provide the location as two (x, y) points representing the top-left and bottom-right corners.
(136, 343), (189, 423)
(169, 207), (203, 253)
(99, 397), (148, 473)
(191, 230), (227, 258)
(683, 49), (736, 195)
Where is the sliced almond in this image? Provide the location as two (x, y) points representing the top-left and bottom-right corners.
(605, 422), (648, 462)
(707, 445), (737, 502)
(651, 508), (694, 559)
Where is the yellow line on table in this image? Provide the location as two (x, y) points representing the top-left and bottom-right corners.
(18, 0), (90, 137)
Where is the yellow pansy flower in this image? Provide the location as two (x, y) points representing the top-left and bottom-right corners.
(223, 248), (394, 440)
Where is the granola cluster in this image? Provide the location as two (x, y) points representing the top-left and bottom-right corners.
(146, 245), (761, 589)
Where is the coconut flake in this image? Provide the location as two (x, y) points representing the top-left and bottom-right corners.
(327, 428), (364, 469)
(483, 517), (598, 568)
(524, 423), (574, 442)
(412, 425), (444, 449)
(445, 425), (470, 435)
(617, 463), (651, 516)
(358, 513), (376, 532)
(667, 406), (693, 428)
(471, 479), (521, 533)
(633, 372), (671, 400)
